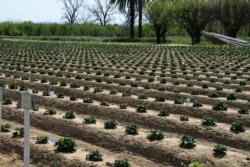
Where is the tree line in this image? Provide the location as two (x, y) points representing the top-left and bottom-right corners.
(146, 0), (250, 44)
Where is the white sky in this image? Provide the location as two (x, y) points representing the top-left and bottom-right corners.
(0, 0), (124, 24)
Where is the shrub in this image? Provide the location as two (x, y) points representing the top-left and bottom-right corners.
(158, 110), (170, 117)
(86, 150), (103, 161)
(55, 138), (76, 153)
(113, 159), (131, 167)
(44, 108), (57, 115)
(84, 116), (96, 124)
(110, 89), (117, 95)
(70, 83), (80, 88)
(235, 87), (242, 93)
(63, 111), (76, 119)
(136, 104), (147, 113)
(120, 103), (128, 109)
(104, 120), (118, 129)
(227, 94), (237, 100)
(213, 144), (227, 156)
(238, 108), (249, 114)
(230, 121), (245, 133)
(100, 101), (109, 106)
(125, 124), (138, 135)
(180, 135), (196, 149)
(180, 115), (189, 121)
(174, 98), (184, 104)
(147, 130), (164, 141)
(212, 102), (228, 111)
(202, 117), (216, 126)
(36, 136), (48, 144)
(83, 97), (93, 103)
(1, 123), (11, 132)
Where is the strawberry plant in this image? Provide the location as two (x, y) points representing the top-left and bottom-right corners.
(202, 117), (216, 126)
(136, 104), (147, 113)
(230, 121), (245, 133)
(213, 144), (227, 156)
(180, 135), (196, 149)
(12, 127), (24, 138)
(238, 108), (249, 114)
(125, 124), (138, 135)
(212, 102), (228, 111)
(158, 110), (170, 117)
(83, 97), (93, 103)
(113, 159), (131, 167)
(180, 115), (189, 121)
(120, 103), (128, 109)
(1, 123), (11, 132)
(147, 130), (164, 141)
(63, 111), (76, 119)
(86, 150), (103, 161)
(104, 120), (118, 129)
(2, 98), (12, 105)
(36, 136), (48, 144)
(84, 116), (96, 124)
(227, 94), (237, 100)
(55, 138), (76, 153)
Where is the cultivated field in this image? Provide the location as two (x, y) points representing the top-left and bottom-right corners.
(0, 40), (250, 167)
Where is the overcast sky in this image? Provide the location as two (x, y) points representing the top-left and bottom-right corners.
(0, 0), (124, 24)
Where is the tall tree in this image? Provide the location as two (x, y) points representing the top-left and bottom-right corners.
(216, 0), (250, 38)
(110, 0), (137, 39)
(89, 0), (115, 26)
(146, 0), (172, 43)
(174, 0), (215, 44)
(61, 0), (84, 24)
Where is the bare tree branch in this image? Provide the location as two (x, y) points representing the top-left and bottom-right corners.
(61, 0), (84, 24)
(89, 0), (115, 26)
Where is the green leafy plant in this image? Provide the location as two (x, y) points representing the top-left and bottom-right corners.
(12, 127), (24, 138)
(1, 123), (11, 132)
(55, 138), (76, 153)
(147, 130), (164, 141)
(212, 102), (228, 111)
(36, 136), (48, 144)
(63, 111), (76, 119)
(238, 108), (249, 114)
(120, 103), (128, 109)
(180, 115), (189, 121)
(155, 95), (165, 102)
(136, 104), (147, 113)
(84, 116), (96, 124)
(188, 162), (203, 167)
(86, 150), (103, 161)
(104, 120), (118, 129)
(213, 144), (227, 156)
(158, 110), (170, 117)
(230, 121), (245, 133)
(2, 98), (12, 105)
(202, 117), (216, 126)
(180, 135), (196, 149)
(113, 159), (131, 167)
(44, 108), (57, 115)
(227, 94), (237, 100)
(125, 124), (138, 135)
(83, 97), (93, 103)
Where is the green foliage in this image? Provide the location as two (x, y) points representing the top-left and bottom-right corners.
(180, 135), (196, 149)
(136, 104), (147, 113)
(86, 150), (103, 161)
(63, 111), (76, 119)
(213, 144), (227, 156)
(36, 136), (48, 144)
(188, 162), (203, 167)
(113, 159), (131, 167)
(125, 124), (138, 135)
(44, 108), (57, 115)
(104, 120), (118, 129)
(2, 98), (12, 105)
(1, 124), (11, 132)
(147, 130), (165, 141)
(84, 116), (96, 124)
(55, 138), (77, 153)
(230, 121), (245, 133)
(202, 117), (216, 126)
(12, 127), (24, 138)
(212, 102), (228, 111)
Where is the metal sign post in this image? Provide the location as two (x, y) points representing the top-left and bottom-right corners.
(0, 87), (4, 136)
(21, 92), (33, 167)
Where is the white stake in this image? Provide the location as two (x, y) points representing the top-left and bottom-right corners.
(0, 87), (4, 137)
(21, 92), (33, 167)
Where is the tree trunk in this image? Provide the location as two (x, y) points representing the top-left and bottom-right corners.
(129, 0), (135, 39)
(248, 25), (250, 37)
(138, 0), (143, 38)
(191, 33), (201, 45)
(155, 25), (161, 44)
(225, 28), (238, 38)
